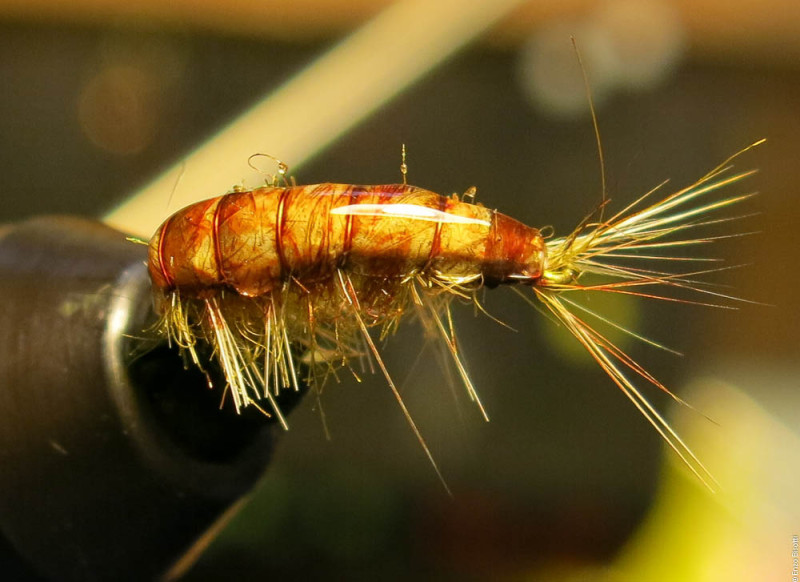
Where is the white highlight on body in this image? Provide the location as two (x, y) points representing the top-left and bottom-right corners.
(331, 203), (492, 227)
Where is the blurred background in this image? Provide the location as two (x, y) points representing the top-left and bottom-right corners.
(1, 0), (798, 580)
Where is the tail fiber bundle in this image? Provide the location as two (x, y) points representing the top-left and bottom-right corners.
(533, 140), (763, 491)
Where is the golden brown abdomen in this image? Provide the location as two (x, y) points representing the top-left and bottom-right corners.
(147, 183), (545, 298)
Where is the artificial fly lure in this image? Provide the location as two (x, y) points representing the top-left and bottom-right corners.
(146, 141), (763, 492)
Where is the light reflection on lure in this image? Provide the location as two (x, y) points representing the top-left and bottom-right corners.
(147, 141), (763, 492)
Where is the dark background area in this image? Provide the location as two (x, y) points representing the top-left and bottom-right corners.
(1, 5), (797, 580)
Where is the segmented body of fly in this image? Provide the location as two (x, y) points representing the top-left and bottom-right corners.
(147, 143), (762, 491)
(150, 183), (545, 294)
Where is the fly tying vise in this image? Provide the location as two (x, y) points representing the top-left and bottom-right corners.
(147, 142), (762, 491)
